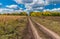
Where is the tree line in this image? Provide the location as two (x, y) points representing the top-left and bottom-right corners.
(0, 11), (60, 16)
(30, 11), (60, 16)
(0, 12), (28, 16)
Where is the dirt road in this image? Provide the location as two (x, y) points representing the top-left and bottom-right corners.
(30, 17), (60, 39)
(24, 17), (60, 39)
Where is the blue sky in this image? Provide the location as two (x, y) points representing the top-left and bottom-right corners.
(0, 0), (60, 13)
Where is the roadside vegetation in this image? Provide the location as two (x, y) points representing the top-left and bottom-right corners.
(0, 16), (27, 39)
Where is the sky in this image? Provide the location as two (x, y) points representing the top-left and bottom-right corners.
(0, 0), (60, 13)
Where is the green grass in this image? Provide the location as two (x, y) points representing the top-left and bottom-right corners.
(32, 16), (60, 36)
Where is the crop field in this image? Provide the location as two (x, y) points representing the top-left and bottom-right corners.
(31, 16), (60, 36)
(0, 16), (27, 39)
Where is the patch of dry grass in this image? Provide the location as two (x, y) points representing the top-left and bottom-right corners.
(0, 15), (27, 39)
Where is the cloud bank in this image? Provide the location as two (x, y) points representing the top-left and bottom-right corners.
(0, 0), (60, 13)
(14, 0), (46, 12)
(44, 8), (60, 12)
(14, 0), (60, 12)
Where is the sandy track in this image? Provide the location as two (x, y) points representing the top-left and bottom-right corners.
(23, 18), (34, 39)
(30, 18), (60, 39)
(28, 18), (42, 39)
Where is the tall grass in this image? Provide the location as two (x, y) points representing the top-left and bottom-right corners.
(0, 16), (27, 39)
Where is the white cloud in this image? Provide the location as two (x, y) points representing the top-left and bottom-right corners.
(43, 9), (50, 12)
(46, 0), (60, 4)
(0, 8), (14, 13)
(14, 0), (46, 5)
(6, 5), (18, 9)
(14, 0), (22, 4)
(36, 7), (44, 9)
(0, 9), (3, 12)
(37, 0), (45, 5)
(25, 4), (32, 10)
(0, 8), (25, 13)
(14, 9), (24, 12)
(43, 8), (60, 12)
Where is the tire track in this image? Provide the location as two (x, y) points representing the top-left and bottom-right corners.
(23, 17), (34, 39)
(32, 21), (52, 39)
(30, 17), (60, 39)
(28, 18), (42, 39)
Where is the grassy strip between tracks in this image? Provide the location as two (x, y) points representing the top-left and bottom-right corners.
(32, 21), (52, 39)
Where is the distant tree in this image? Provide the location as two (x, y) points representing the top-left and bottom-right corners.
(30, 12), (42, 16)
(43, 11), (51, 16)
(51, 12), (60, 16)
(20, 12), (28, 16)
